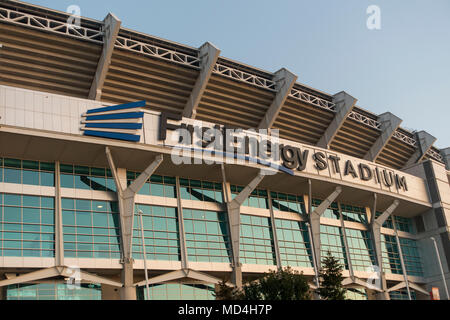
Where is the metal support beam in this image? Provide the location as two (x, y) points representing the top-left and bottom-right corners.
(134, 269), (228, 287)
(342, 277), (383, 292)
(175, 177), (189, 269)
(267, 190), (282, 269)
(183, 42), (221, 118)
(89, 13), (121, 100)
(394, 222), (412, 300)
(387, 281), (429, 296)
(364, 112), (402, 161)
(308, 186), (342, 270)
(105, 147), (163, 300)
(54, 161), (64, 266)
(0, 267), (122, 288)
(440, 147), (450, 170)
(221, 166), (266, 288)
(258, 68), (297, 129)
(404, 131), (437, 167)
(338, 204), (354, 279)
(370, 196), (399, 300)
(316, 91), (357, 149)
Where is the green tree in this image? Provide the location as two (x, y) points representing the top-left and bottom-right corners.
(214, 279), (241, 300)
(317, 251), (346, 300)
(214, 267), (311, 300)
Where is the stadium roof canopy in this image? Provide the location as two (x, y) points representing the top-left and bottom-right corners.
(0, 0), (447, 171)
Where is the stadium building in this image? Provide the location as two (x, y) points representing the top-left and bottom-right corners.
(0, 0), (449, 300)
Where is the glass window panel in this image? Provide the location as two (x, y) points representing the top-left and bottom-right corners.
(39, 162), (55, 172)
(4, 159), (21, 168)
(4, 168), (21, 184)
(150, 184), (164, 197)
(74, 175), (90, 190)
(22, 170), (39, 186)
(40, 172), (54, 187)
(76, 212), (92, 226)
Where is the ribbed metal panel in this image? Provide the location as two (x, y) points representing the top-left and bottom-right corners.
(100, 50), (198, 114)
(195, 74), (274, 128)
(376, 138), (416, 169)
(0, 23), (101, 98)
(330, 119), (380, 158)
(272, 97), (334, 145)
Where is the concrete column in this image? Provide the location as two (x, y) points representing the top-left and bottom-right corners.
(404, 131), (436, 167)
(258, 68), (297, 129)
(120, 262), (136, 300)
(183, 42), (221, 118)
(411, 160), (450, 298)
(370, 196), (399, 300)
(105, 147), (163, 300)
(221, 165), (266, 288)
(316, 91), (357, 149)
(89, 13), (121, 100)
(364, 112), (402, 162)
(308, 186), (342, 270)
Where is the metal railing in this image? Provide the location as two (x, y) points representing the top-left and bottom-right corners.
(212, 63), (277, 91)
(0, 7), (103, 43)
(115, 36), (201, 68)
(392, 130), (418, 148)
(289, 88), (336, 112)
(426, 148), (444, 163)
(347, 111), (381, 130)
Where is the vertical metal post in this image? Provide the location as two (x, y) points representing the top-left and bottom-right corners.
(306, 221), (320, 290)
(54, 161), (64, 266)
(175, 177), (188, 270)
(339, 203), (354, 279)
(430, 237), (449, 300)
(267, 190), (281, 269)
(394, 217), (411, 300)
(307, 180), (320, 294)
(138, 210), (150, 300)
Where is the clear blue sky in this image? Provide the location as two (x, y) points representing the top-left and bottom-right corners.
(28, 0), (450, 148)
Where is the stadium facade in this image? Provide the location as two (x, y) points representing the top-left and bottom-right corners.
(0, 0), (449, 300)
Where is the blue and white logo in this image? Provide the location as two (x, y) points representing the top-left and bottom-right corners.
(81, 100), (146, 142)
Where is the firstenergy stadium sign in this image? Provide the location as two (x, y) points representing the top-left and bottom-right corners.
(157, 112), (408, 192)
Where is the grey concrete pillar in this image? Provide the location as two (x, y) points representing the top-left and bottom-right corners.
(308, 186), (342, 270)
(221, 166), (266, 288)
(440, 147), (450, 170)
(258, 68), (298, 129)
(404, 131), (436, 167)
(316, 91), (357, 149)
(89, 13), (121, 100)
(370, 197), (399, 300)
(364, 112), (402, 162)
(105, 147), (163, 300)
(183, 42), (221, 118)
